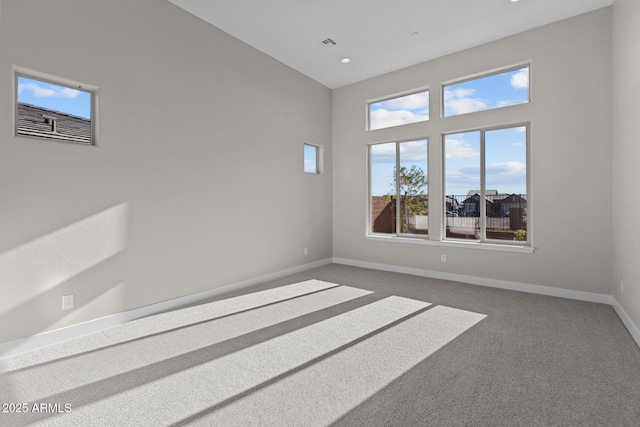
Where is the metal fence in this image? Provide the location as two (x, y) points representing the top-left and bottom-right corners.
(446, 193), (527, 240)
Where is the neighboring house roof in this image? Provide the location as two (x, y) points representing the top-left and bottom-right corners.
(17, 102), (91, 144)
(463, 191), (527, 204)
(463, 193), (495, 205)
(501, 193), (527, 202)
(467, 190), (499, 197)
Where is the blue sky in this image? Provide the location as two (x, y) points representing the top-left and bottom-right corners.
(370, 67), (528, 198)
(445, 127), (527, 196)
(444, 67), (529, 117)
(17, 76), (91, 119)
(304, 144), (318, 173)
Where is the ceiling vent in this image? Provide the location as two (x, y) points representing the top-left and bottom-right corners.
(320, 38), (337, 48)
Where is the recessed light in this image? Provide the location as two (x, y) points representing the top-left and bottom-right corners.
(340, 57), (351, 64)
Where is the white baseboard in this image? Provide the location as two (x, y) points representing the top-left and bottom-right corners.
(0, 258), (332, 359)
(332, 257), (640, 348)
(611, 297), (640, 349)
(332, 257), (613, 305)
(4, 257), (638, 358)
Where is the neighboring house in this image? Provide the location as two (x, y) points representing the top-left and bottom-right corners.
(461, 190), (526, 217)
(498, 193), (527, 216)
(445, 195), (460, 213)
(462, 191), (495, 217)
(16, 102), (91, 144)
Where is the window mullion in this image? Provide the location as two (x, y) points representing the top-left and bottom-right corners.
(395, 142), (401, 235)
(480, 130), (486, 241)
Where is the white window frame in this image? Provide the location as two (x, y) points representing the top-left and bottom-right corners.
(304, 142), (323, 174)
(367, 88), (430, 131)
(441, 64), (530, 118)
(368, 138), (429, 238)
(14, 66), (98, 146)
(364, 63), (534, 253)
(442, 123), (531, 247)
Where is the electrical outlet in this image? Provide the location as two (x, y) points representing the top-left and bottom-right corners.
(304, 248), (308, 255)
(62, 294), (74, 310)
(441, 254), (447, 263)
(621, 280), (624, 293)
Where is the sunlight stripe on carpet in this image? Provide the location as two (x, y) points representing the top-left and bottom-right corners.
(2, 284), (372, 403)
(31, 296), (430, 426)
(194, 305), (486, 426)
(0, 279), (341, 372)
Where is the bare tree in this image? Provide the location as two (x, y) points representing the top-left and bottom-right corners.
(384, 165), (428, 233)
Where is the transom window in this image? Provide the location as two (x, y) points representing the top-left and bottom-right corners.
(368, 90), (429, 131)
(443, 66), (529, 117)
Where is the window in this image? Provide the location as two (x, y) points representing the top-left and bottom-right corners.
(15, 72), (96, 145)
(368, 90), (429, 131)
(369, 139), (428, 236)
(304, 143), (322, 174)
(365, 65), (532, 250)
(444, 125), (528, 243)
(443, 66), (529, 117)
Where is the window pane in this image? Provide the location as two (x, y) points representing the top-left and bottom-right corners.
(398, 140), (428, 235)
(443, 67), (529, 117)
(444, 131), (481, 240)
(16, 75), (93, 144)
(369, 90), (429, 130)
(485, 127), (527, 241)
(370, 142), (397, 234)
(304, 143), (318, 174)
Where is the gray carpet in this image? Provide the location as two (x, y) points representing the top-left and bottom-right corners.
(1, 264), (639, 426)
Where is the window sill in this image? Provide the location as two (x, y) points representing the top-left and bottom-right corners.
(365, 234), (535, 253)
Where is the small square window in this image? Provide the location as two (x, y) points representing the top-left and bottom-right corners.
(15, 71), (96, 145)
(304, 143), (322, 174)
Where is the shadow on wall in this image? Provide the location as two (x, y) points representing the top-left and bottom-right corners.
(0, 203), (130, 345)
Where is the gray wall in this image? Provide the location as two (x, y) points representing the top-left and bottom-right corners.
(612, 0), (640, 333)
(2, 1), (636, 347)
(0, 0), (333, 343)
(332, 9), (612, 295)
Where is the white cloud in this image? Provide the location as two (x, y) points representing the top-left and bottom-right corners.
(370, 142), (397, 163)
(378, 91), (429, 110)
(497, 100), (516, 108)
(59, 87), (81, 98)
(18, 82), (80, 99)
(304, 158), (316, 173)
(399, 139), (428, 162)
(445, 169), (481, 195)
(369, 91), (429, 130)
(370, 108), (428, 130)
(443, 87), (487, 116)
(485, 162), (527, 191)
(445, 139), (479, 160)
(510, 68), (529, 90)
(444, 87), (475, 100)
(486, 161), (526, 176)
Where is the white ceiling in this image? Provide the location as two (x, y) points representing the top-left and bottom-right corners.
(168, 0), (613, 89)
